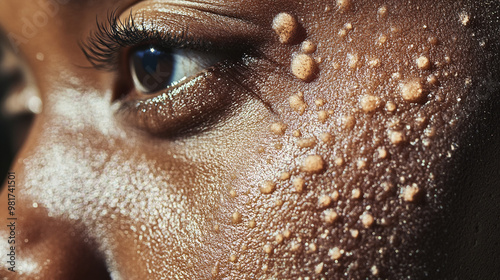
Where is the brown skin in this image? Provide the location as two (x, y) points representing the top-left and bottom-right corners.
(1, 0), (499, 279)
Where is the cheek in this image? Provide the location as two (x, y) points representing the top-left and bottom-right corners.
(215, 2), (492, 279)
(19, 89), (286, 278)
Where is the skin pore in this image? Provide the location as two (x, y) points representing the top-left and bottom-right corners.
(0, 0), (499, 279)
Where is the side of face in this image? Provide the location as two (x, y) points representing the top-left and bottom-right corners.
(0, 0), (499, 279)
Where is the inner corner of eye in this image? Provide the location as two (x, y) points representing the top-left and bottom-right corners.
(128, 45), (224, 94)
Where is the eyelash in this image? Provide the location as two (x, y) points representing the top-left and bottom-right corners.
(80, 11), (215, 72)
(80, 10), (268, 137)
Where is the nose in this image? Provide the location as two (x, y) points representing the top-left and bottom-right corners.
(0, 170), (111, 280)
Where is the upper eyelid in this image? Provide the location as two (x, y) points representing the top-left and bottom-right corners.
(80, 11), (184, 71)
(118, 2), (266, 47)
(80, 5), (266, 71)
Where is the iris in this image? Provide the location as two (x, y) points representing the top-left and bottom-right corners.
(130, 46), (175, 93)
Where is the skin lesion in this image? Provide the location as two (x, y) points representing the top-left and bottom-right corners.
(208, 1), (500, 279)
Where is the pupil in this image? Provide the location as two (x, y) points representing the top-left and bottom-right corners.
(131, 46), (174, 93)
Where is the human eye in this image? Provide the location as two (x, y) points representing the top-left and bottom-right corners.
(81, 9), (264, 137)
(128, 46), (222, 94)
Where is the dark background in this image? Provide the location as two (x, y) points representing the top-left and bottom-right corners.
(0, 38), (32, 185)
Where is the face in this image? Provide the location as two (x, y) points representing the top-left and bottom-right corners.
(1, 0), (499, 279)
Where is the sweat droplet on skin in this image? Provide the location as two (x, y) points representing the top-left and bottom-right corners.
(444, 55), (451, 64)
(272, 12), (299, 44)
(391, 26), (401, 34)
(382, 182), (394, 192)
(301, 155), (326, 174)
(400, 79), (426, 102)
(289, 94), (307, 115)
(260, 181), (276, 194)
(425, 126), (436, 137)
(270, 122), (287, 135)
(291, 54), (318, 82)
(422, 138), (432, 146)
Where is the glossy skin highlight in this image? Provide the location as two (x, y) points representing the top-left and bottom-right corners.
(1, 0), (500, 279)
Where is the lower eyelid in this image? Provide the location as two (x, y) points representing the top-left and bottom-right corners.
(116, 64), (249, 138)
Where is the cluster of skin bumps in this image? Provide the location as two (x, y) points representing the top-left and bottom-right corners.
(213, 1), (495, 279)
